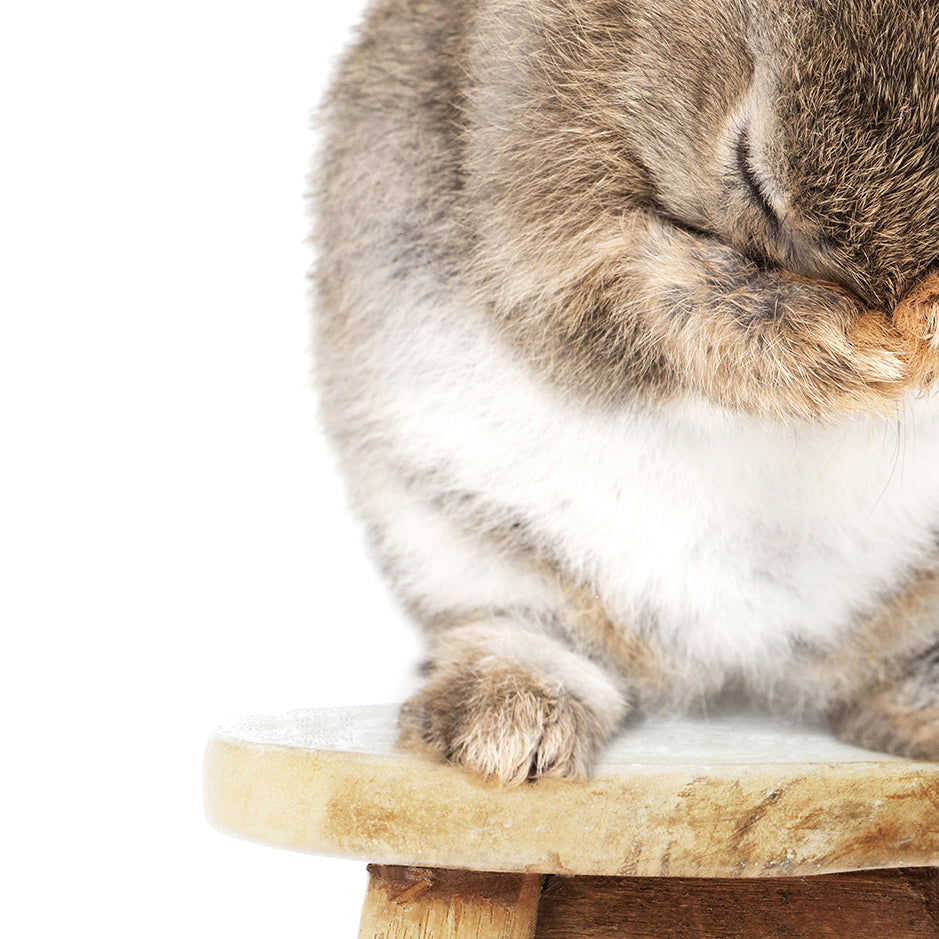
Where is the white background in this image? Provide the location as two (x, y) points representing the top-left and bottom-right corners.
(3, 2), (424, 935)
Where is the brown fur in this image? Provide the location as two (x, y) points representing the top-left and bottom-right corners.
(830, 672), (939, 761)
(451, 0), (939, 413)
(820, 561), (939, 759)
(386, 521), (665, 780)
(894, 271), (939, 387)
(399, 655), (617, 783)
(314, 0), (939, 781)
(316, 0), (939, 404)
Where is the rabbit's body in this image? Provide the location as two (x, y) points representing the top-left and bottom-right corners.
(315, 0), (939, 780)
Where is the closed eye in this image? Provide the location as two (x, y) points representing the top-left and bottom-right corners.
(736, 128), (779, 229)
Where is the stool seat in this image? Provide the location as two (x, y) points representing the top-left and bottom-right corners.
(203, 704), (939, 879)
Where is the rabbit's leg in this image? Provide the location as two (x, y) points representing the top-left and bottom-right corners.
(829, 638), (939, 761)
(358, 476), (632, 782)
(487, 214), (936, 420)
(399, 618), (628, 783)
(818, 561), (939, 760)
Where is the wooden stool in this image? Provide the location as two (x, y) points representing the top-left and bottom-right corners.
(204, 705), (939, 937)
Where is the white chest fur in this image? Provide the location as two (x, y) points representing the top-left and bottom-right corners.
(354, 303), (939, 675)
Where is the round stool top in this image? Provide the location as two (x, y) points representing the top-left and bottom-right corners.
(204, 704), (939, 878)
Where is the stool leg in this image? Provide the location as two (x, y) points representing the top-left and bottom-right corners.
(357, 865), (543, 939)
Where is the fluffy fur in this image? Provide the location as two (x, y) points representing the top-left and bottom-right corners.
(313, 0), (939, 781)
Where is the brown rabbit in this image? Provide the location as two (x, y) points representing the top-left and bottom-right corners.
(313, 0), (939, 782)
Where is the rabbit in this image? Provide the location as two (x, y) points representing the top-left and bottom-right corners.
(312, 0), (939, 783)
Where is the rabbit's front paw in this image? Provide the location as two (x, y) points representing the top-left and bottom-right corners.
(398, 661), (613, 784)
(892, 270), (939, 388)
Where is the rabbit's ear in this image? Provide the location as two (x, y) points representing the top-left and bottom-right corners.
(616, 0), (939, 307)
(751, 0), (939, 306)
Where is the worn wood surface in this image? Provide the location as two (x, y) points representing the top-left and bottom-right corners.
(358, 865), (541, 939)
(534, 868), (939, 938)
(204, 705), (939, 877)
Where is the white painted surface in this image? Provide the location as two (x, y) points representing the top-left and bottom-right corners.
(217, 704), (907, 767)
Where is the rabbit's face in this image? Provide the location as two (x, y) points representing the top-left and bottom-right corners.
(625, 0), (939, 308)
